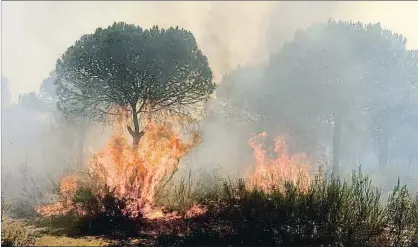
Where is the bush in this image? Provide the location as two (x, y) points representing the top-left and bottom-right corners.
(387, 180), (418, 247)
(71, 188), (139, 238)
(1, 219), (37, 247)
(36, 185), (139, 238)
(158, 169), (416, 247)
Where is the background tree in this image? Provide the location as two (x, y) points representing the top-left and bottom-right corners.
(55, 22), (215, 147)
(214, 20), (418, 175)
(360, 26), (418, 170)
(19, 72), (91, 166)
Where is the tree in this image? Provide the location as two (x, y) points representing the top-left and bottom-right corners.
(254, 20), (418, 174)
(259, 21), (368, 174)
(55, 22), (215, 147)
(360, 26), (418, 169)
(19, 72), (91, 166)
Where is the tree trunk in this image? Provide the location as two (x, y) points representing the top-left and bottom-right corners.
(129, 129), (144, 148)
(128, 106), (144, 149)
(332, 114), (342, 176)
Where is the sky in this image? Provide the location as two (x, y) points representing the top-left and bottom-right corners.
(2, 1), (418, 103)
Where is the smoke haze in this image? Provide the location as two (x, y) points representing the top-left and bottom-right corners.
(2, 1), (418, 201)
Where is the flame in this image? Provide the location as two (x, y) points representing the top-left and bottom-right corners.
(89, 120), (200, 218)
(37, 175), (79, 217)
(38, 106), (311, 221)
(38, 107), (201, 219)
(246, 132), (312, 193)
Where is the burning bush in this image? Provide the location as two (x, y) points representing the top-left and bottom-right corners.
(35, 173), (137, 237)
(89, 120), (200, 219)
(36, 118), (202, 237)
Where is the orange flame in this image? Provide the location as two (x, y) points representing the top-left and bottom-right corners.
(246, 132), (311, 193)
(37, 175), (79, 217)
(38, 107), (311, 220)
(38, 107), (201, 219)
(90, 120), (200, 218)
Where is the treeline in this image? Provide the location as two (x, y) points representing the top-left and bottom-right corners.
(215, 20), (418, 178)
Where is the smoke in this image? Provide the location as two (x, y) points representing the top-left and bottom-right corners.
(182, 2), (342, 177)
(2, 1), (418, 203)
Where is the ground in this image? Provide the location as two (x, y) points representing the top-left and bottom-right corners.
(35, 235), (113, 246)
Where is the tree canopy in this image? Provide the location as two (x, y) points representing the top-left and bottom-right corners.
(55, 22), (215, 146)
(263, 21), (418, 173)
(215, 20), (418, 175)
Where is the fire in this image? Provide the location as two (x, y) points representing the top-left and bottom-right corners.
(38, 107), (311, 221)
(37, 175), (79, 217)
(38, 106), (201, 219)
(246, 132), (312, 193)
(89, 120), (200, 218)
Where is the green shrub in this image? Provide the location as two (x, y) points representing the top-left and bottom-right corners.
(158, 169), (399, 247)
(387, 180), (418, 247)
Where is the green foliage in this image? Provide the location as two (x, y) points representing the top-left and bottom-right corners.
(158, 170), (416, 247)
(55, 22), (215, 127)
(387, 180), (418, 247)
(34, 168), (418, 246)
(155, 169), (223, 216)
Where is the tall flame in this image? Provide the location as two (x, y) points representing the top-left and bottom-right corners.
(90, 120), (200, 218)
(246, 132), (311, 193)
(38, 107), (311, 220)
(38, 108), (200, 219)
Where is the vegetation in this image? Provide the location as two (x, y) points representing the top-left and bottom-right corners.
(4, 169), (417, 246)
(217, 20), (418, 175)
(1, 219), (37, 247)
(156, 170), (418, 247)
(54, 22), (215, 147)
(3, 18), (418, 247)
(2, 193), (38, 247)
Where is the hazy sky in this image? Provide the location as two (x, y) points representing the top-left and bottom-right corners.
(2, 1), (418, 103)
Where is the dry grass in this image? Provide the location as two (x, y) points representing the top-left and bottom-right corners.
(1, 219), (37, 246)
(34, 235), (114, 246)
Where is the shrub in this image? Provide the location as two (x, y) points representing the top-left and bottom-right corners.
(159, 169), (392, 246)
(1, 219), (37, 247)
(70, 187), (139, 238)
(36, 184), (139, 238)
(387, 180), (418, 247)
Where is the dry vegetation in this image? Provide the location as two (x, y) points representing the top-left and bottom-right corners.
(2, 169), (418, 247)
